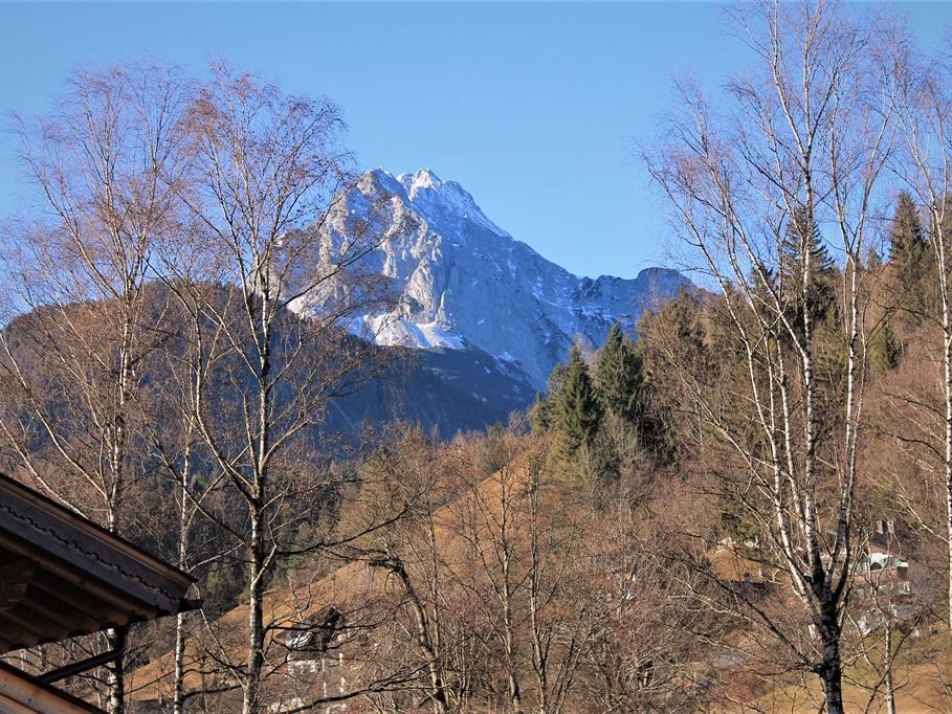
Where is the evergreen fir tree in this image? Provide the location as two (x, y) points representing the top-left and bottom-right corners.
(780, 205), (835, 272)
(889, 191), (927, 266)
(551, 346), (602, 457)
(594, 323), (644, 425)
(528, 392), (549, 432)
(634, 293), (708, 460)
(872, 317), (902, 372)
(889, 191), (931, 321)
(545, 361), (568, 398)
(778, 205), (837, 335)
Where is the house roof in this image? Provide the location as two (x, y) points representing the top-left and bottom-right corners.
(0, 472), (199, 654)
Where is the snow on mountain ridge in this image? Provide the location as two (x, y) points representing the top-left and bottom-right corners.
(306, 169), (691, 389)
(390, 168), (510, 239)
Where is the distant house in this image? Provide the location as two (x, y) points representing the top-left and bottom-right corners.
(0, 472), (198, 713)
(853, 518), (928, 636)
(858, 518), (913, 595)
(277, 605), (344, 658)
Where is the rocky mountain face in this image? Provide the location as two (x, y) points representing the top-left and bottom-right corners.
(300, 168), (691, 390)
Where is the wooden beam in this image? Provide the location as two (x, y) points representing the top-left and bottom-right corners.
(15, 588), (98, 634)
(0, 609), (62, 646)
(0, 558), (34, 612)
(0, 661), (103, 713)
(30, 569), (139, 626)
(39, 645), (121, 684)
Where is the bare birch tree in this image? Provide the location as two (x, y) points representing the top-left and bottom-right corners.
(141, 297), (224, 714)
(437, 432), (597, 714)
(0, 64), (189, 713)
(645, 1), (895, 709)
(162, 65), (392, 714)
(893, 42), (952, 641)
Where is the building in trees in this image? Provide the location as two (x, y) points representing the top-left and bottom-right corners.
(0, 472), (197, 713)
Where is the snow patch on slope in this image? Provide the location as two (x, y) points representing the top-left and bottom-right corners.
(358, 314), (466, 351)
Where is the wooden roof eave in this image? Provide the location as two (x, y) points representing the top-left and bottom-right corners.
(0, 472), (200, 655)
(0, 473), (197, 616)
(0, 660), (104, 713)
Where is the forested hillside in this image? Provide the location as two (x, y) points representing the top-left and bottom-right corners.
(5, 2), (952, 714)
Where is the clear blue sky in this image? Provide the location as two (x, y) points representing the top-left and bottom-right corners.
(1, 2), (949, 279)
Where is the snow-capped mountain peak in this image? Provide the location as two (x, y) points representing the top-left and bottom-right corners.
(379, 168), (507, 238)
(399, 167), (443, 196)
(307, 169), (691, 389)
